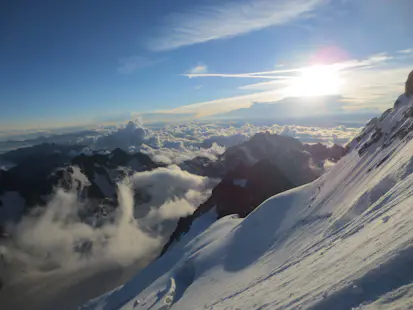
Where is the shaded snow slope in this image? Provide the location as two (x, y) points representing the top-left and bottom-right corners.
(83, 95), (413, 309)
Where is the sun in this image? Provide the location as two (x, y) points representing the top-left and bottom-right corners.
(287, 65), (344, 97)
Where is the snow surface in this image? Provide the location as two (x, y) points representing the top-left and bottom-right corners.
(71, 166), (91, 190)
(83, 95), (413, 309)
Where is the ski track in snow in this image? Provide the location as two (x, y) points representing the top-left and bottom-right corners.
(81, 95), (413, 309)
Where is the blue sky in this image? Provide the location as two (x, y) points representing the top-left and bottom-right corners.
(1, 0), (413, 130)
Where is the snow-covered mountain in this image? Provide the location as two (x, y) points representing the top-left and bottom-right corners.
(82, 93), (413, 310)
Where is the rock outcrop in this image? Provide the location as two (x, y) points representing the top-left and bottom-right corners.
(406, 70), (413, 96)
(303, 143), (345, 164)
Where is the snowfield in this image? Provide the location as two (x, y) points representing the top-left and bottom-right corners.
(82, 95), (413, 310)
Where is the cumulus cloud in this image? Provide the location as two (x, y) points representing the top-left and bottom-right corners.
(140, 143), (225, 165)
(128, 165), (215, 233)
(323, 159), (336, 171)
(93, 119), (148, 150)
(1, 119), (361, 167)
(90, 120), (359, 164)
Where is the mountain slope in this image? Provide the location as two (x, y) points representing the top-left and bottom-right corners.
(161, 132), (326, 255)
(82, 94), (413, 310)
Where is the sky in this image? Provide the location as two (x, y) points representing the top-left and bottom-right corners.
(1, 0), (413, 131)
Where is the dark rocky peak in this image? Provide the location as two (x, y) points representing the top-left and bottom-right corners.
(161, 158), (297, 255)
(180, 156), (226, 178)
(71, 148), (159, 173)
(0, 151), (76, 206)
(225, 161), (249, 179)
(249, 131), (303, 149)
(0, 143), (84, 166)
(224, 132), (303, 165)
(109, 148), (155, 168)
(304, 143), (345, 164)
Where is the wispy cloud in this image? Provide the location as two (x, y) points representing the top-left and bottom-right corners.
(183, 53), (393, 80)
(397, 48), (413, 54)
(155, 90), (286, 118)
(183, 73), (298, 79)
(165, 49), (412, 117)
(188, 64), (208, 74)
(147, 0), (328, 51)
(117, 56), (162, 74)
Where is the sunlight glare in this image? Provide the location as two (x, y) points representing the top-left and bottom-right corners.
(287, 65), (344, 97)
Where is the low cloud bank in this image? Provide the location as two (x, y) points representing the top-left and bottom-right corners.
(0, 165), (215, 308)
(83, 120), (359, 163)
(1, 119), (361, 166)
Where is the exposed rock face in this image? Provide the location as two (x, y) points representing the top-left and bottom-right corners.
(406, 70), (413, 96)
(303, 143), (345, 164)
(179, 156), (226, 178)
(222, 132), (319, 185)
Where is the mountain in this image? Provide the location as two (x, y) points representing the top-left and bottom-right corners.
(162, 132), (326, 255)
(0, 145), (162, 226)
(0, 130), (101, 154)
(82, 93), (413, 309)
(303, 143), (345, 164)
(223, 132), (322, 185)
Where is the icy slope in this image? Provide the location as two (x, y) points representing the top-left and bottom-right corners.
(83, 94), (413, 310)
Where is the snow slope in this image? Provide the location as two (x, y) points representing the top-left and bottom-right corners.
(82, 94), (413, 310)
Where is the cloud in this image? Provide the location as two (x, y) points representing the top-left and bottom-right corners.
(183, 68), (301, 79)
(147, 0), (328, 51)
(171, 50), (412, 117)
(117, 56), (161, 74)
(201, 134), (249, 148)
(157, 89), (286, 118)
(188, 64), (208, 74)
(184, 53), (393, 80)
(93, 119), (148, 150)
(0, 165), (214, 307)
(397, 48), (413, 55)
